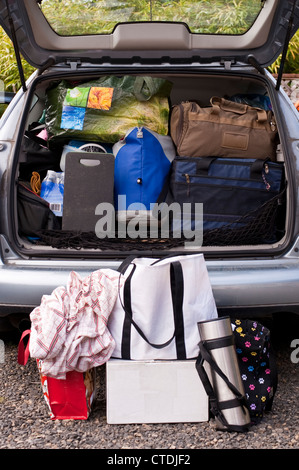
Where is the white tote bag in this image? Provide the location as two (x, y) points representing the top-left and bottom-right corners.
(108, 253), (218, 360)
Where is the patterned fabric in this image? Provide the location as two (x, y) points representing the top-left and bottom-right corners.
(29, 269), (121, 379)
(232, 319), (277, 424)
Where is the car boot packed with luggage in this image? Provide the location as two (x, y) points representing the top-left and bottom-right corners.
(17, 74), (285, 249)
(17, 74), (279, 430)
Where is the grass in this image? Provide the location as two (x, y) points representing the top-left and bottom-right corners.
(0, 0), (298, 93)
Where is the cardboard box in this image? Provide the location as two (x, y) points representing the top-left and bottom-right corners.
(106, 359), (209, 424)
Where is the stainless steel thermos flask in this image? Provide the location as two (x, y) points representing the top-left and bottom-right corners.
(196, 316), (251, 432)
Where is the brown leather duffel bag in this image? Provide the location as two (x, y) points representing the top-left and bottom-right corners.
(170, 96), (278, 161)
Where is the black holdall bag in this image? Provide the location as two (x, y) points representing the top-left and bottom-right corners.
(18, 182), (60, 237)
(165, 156), (285, 245)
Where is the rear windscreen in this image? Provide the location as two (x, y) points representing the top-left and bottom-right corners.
(39, 0), (263, 36)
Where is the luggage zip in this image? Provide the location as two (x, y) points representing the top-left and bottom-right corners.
(136, 127), (144, 138)
(183, 173), (191, 196)
(181, 172), (272, 196)
(181, 172), (271, 185)
(177, 157), (273, 169)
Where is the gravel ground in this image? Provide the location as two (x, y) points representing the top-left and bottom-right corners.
(0, 315), (298, 454)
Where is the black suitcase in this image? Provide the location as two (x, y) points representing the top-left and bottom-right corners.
(166, 156), (285, 245)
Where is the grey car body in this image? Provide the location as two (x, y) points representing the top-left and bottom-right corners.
(0, 0), (299, 331)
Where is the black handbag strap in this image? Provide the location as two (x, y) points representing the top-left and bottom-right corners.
(195, 340), (250, 432)
(194, 157), (270, 181)
(195, 157), (216, 174)
(120, 260), (186, 360)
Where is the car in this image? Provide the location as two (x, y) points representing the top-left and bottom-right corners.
(0, 0), (298, 333)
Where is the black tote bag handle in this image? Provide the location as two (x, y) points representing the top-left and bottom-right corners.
(120, 260), (187, 360)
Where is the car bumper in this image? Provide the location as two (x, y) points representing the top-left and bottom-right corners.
(0, 255), (299, 317)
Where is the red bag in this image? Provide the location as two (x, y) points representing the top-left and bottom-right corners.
(18, 330), (96, 420)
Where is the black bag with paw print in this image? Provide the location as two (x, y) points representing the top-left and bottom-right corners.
(232, 319), (278, 424)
